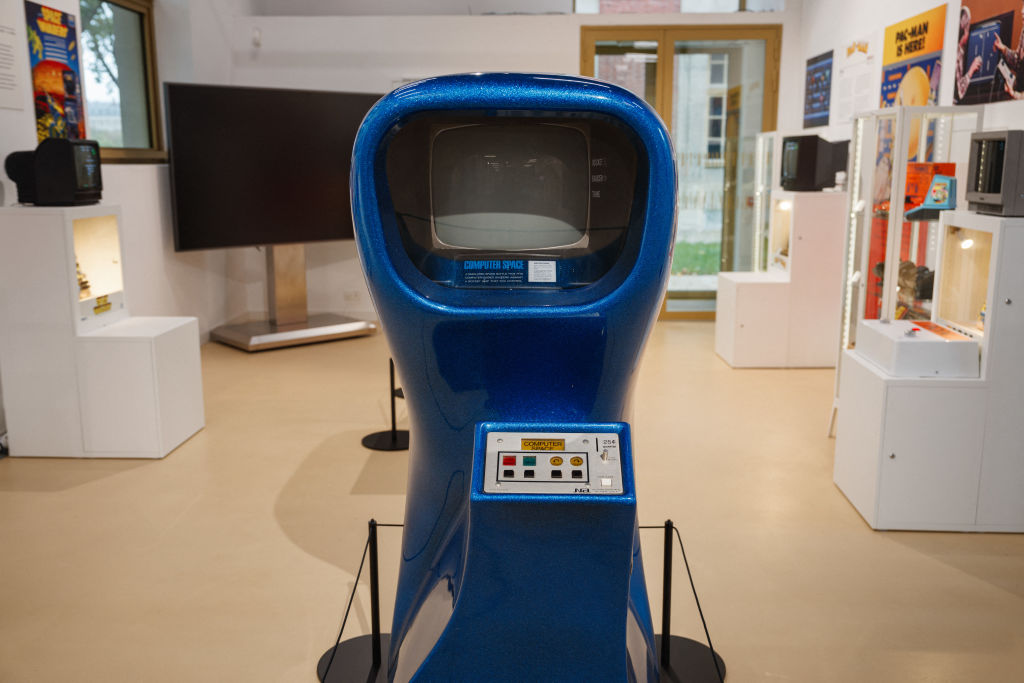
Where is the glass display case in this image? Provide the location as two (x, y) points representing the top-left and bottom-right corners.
(838, 106), (984, 351)
(935, 221), (993, 340)
(768, 195), (792, 270)
(71, 212), (127, 332)
(752, 131), (776, 271)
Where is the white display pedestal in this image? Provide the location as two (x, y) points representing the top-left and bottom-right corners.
(833, 212), (1024, 531)
(715, 190), (847, 367)
(0, 204), (204, 458)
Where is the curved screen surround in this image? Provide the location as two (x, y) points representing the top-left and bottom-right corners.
(385, 113), (640, 289)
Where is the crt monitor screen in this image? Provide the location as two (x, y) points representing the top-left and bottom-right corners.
(781, 139), (800, 182)
(972, 138), (1005, 194)
(431, 124), (590, 250)
(73, 143), (100, 190)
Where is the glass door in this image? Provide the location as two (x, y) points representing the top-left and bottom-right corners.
(581, 25), (781, 319)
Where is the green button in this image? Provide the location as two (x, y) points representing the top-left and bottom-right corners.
(523, 455), (537, 467)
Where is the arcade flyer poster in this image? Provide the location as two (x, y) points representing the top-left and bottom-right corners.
(803, 50), (833, 128)
(24, 2), (85, 142)
(879, 5), (946, 108)
(955, 0), (1024, 104)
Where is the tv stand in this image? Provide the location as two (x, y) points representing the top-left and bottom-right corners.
(210, 244), (376, 352)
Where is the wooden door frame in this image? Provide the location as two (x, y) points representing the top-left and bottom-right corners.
(581, 24), (783, 320)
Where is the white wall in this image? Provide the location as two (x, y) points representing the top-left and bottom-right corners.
(228, 9), (805, 125)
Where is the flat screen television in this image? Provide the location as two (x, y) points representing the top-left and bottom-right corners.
(780, 135), (848, 192)
(164, 83), (381, 251)
(966, 130), (1024, 216)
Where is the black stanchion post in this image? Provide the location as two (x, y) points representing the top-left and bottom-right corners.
(369, 519), (382, 670)
(362, 359), (409, 451)
(662, 519), (673, 670)
(388, 361), (397, 441)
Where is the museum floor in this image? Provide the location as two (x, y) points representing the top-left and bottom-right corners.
(1, 321), (1022, 682)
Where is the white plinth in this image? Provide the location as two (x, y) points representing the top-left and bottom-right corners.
(855, 319), (979, 378)
(0, 204), (205, 458)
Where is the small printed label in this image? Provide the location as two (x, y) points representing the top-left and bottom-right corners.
(459, 259), (527, 286)
(527, 260), (556, 283)
(93, 295), (111, 315)
(522, 439), (565, 451)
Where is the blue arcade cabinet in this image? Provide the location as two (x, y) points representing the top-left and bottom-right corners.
(347, 73), (677, 682)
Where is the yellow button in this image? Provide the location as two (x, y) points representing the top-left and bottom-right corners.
(550, 456), (564, 466)
(570, 456), (584, 466)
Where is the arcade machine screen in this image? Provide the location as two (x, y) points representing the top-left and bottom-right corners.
(431, 123), (590, 250)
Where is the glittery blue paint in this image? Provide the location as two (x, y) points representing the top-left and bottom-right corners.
(350, 73), (675, 682)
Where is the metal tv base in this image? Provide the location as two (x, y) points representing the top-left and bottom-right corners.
(210, 243), (378, 352)
(210, 313), (376, 352)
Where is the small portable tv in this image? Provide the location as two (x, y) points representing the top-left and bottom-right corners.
(780, 135), (848, 191)
(966, 130), (1024, 216)
(4, 138), (102, 206)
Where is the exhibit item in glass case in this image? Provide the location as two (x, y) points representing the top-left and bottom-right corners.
(76, 260), (91, 300)
(71, 213), (126, 330)
(966, 129), (1024, 216)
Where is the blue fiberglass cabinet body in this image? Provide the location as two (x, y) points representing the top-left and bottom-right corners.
(350, 73), (676, 682)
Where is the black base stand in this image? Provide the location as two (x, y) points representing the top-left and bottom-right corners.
(318, 520), (726, 682)
(317, 634), (391, 683)
(361, 359), (409, 451)
(657, 635), (727, 682)
(317, 634), (724, 682)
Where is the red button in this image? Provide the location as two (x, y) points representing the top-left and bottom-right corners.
(502, 455), (516, 466)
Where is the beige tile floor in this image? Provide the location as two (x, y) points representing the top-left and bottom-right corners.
(1, 321), (1022, 682)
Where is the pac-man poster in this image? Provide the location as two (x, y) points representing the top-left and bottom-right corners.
(24, 2), (85, 141)
(880, 5), (946, 108)
(954, 1), (1024, 104)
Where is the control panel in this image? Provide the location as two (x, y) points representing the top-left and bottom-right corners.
(482, 430), (625, 495)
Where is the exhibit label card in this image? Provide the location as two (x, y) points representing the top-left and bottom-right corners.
(0, 1), (27, 110)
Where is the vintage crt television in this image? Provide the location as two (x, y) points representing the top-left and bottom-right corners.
(4, 138), (102, 206)
(966, 130), (1024, 216)
(780, 135), (848, 191)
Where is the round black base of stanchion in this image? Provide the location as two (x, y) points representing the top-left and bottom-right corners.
(317, 634), (391, 683)
(361, 430), (409, 451)
(656, 635), (726, 682)
(317, 633), (721, 681)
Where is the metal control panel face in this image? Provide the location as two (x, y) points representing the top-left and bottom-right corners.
(482, 431), (625, 495)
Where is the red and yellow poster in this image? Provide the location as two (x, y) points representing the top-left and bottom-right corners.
(24, 2), (85, 141)
(880, 5), (947, 108)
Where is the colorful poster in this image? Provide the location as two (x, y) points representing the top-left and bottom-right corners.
(803, 50), (833, 128)
(954, 1), (1024, 103)
(880, 5), (946, 108)
(24, 2), (85, 141)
